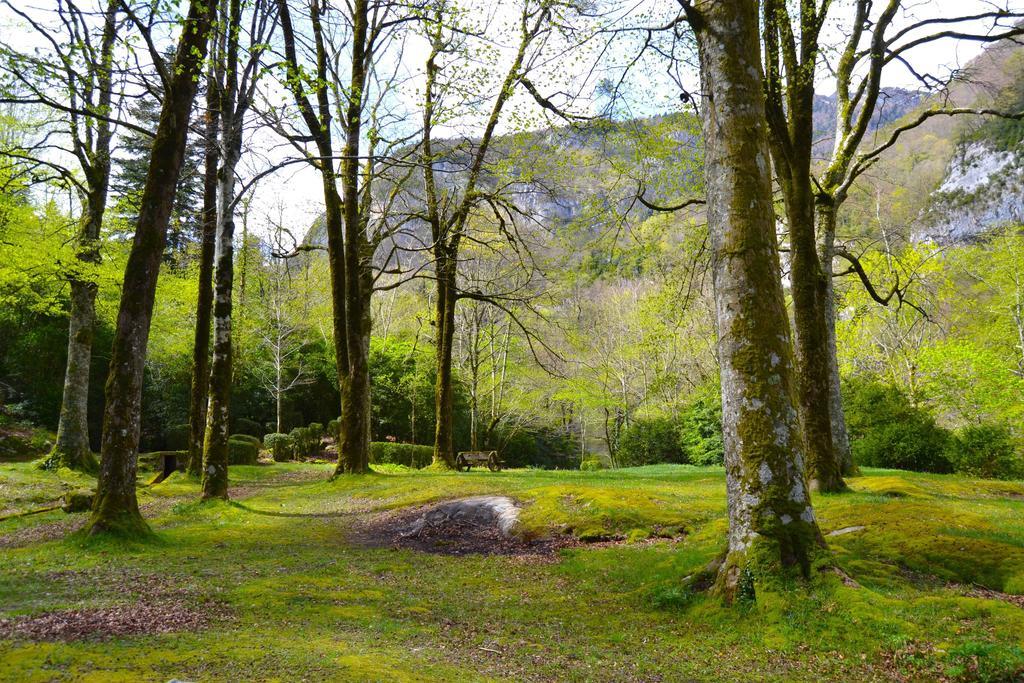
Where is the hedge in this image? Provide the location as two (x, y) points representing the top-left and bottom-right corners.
(370, 442), (434, 468)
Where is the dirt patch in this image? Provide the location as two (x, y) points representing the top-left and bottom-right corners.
(0, 599), (229, 641)
(353, 496), (571, 557)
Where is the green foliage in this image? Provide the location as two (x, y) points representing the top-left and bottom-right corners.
(369, 441), (433, 468)
(233, 418), (263, 439)
(164, 423), (190, 451)
(308, 422), (324, 436)
(289, 427), (319, 459)
(947, 423), (1024, 481)
(580, 454), (605, 471)
(677, 388), (724, 466)
(326, 419), (339, 439)
(844, 377), (953, 473)
(496, 425), (580, 469)
(226, 436), (259, 465)
(617, 417), (683, 466)
(263, 433), (294, 462)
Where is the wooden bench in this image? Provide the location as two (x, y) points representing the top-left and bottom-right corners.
(456, 450), (503, 472)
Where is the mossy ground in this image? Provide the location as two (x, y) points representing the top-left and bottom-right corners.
(1, 462), (1023, 681)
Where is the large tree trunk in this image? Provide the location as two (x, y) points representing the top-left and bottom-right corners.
(187, 82), (220, 478)
(691, 0), (827, 602)
(432, 255), (458, 468)
(87, 0), (211, 536)
(816, 198), (857, 476)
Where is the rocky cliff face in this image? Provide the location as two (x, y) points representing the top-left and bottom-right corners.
(921, 141), (1024, 242)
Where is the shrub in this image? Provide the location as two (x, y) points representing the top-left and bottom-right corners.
(289, 427), (319, 458)
(616, 417), (683, 467)
(227, 436), (259, 465)
(233, 417), (262, 438)
(326, 419), (339, 439)
(580, 455), (605, 471)
(164, 423), (190, 451)
(677, 390), (724, 466)
(308, 422), (324, 436)
(230, 433), (262, 447)
(946, 423), (1024, 480)
(264, 433), (294, 462)
(369, 441), (434, 468)
(844, 377), (953, 473)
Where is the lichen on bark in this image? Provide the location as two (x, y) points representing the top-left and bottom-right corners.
(690, 0), (830, 603)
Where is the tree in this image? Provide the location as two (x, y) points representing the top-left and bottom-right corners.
(201, 0), (276, 500)
(418, 0), (571, 467)
(87, 0), (213, 535)
(765, 1), (1024, 489)
(0, 0), (125, 472)
(272, 0), (418, 474)
(685, 0), (827, 601)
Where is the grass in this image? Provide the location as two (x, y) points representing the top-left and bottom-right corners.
(1, 462), (1023, 681)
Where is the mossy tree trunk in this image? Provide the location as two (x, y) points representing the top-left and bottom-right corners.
(87, 0), (212, 536)
(187, 67), (221, 478)
(42, 0), (119, 474)
(432, 250), (458, 468)
(815, 197), (858, 476)
(202, 0), (268, 497)
(334, 0), (373, 475)
(689, 0), (828, 602)
(761, 0), (846, 493)
(276, 0), (372, 475)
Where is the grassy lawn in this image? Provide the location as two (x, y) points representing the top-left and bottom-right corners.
(1, 462), (1023, 681)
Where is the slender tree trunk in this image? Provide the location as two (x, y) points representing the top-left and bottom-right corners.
(333, 0), (373, 475)
(187, 82), (220, 477)
(816, 198), (857, 476)
(44, 200), (103, 472)
(201, 149), (238, 500)
(432, 256), (458, 468)
(691, 0), (827, 602)
(88, 0), (212, 536)
(787, 188), (846, 492)
(43, 0), (119, 473)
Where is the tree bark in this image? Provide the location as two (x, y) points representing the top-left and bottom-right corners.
(816, 198), (857, 476)
(690, 0), (827, 602)
(42, 0), (119, 473)
(203, 0), (246, 499)
(432, 254), (458, 468)
(187, 76), (220, 478)
(87, 0), (212, 536)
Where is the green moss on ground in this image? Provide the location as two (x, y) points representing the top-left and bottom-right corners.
(0, 464), (1022, 681)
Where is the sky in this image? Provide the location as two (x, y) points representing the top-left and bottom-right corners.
(1, 0), (1022, 241)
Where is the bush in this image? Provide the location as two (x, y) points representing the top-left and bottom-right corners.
(580, 454), (605, 471)
(617, 417), (683, 467)
(230, 433), (262, 447)
(370, 441), (434, 468)
(233, 417), (262, 438)
(844, 377), (952, 473)
(164, 423), (190, 451)
(677, 390), (724, 466)
(308, 422), (324, 436)
(227, 436), (259, 465)
(264, 433), (294, 462)
(289, 427), (319, 459)
(946, 423), (1024, 480)
(326, 419), (339, 439)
